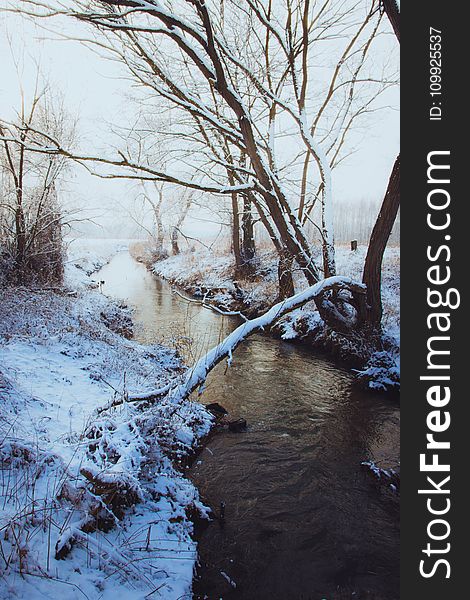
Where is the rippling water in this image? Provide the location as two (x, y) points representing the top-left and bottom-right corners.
(97, 252), (400, 600)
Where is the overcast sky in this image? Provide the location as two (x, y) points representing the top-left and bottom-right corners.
(0, 7), (399, 239)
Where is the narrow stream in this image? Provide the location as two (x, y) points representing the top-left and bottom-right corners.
(97, 251), (400, 600)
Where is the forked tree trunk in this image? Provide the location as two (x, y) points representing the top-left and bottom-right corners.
(362, 154), (400, 326)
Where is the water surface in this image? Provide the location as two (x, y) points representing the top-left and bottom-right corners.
(97, 252), (400, 600)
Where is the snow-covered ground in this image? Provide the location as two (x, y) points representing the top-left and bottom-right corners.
(152, 244), (400, 391)
(0, 241), (212, 599)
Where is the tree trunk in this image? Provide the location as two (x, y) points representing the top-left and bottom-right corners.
(382, 0), (400, 43)
(156, 219), (164, 252)
(361, 3), (399, 328)
(231, 191), (242, 274)
(153, 204), (164, 254)
(171, 226), (180, 255)
(237, 114), (320, 286)
(277, 248), (295, 300)
(131, 276), (366, 404)
(172, 193), (193, 256)
(241, 194), (256, 275)
(362, 154), (400, 326)
(15, 205), (27, 269)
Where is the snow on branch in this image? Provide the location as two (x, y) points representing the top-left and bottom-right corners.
(0, 122), (254, 195)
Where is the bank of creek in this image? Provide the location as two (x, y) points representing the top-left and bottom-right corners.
(97, 251), (400, 600)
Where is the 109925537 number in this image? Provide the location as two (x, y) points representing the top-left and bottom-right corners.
(429, 27), (442, 96)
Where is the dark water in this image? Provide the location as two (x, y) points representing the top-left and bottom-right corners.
(97, 252), (400, 600)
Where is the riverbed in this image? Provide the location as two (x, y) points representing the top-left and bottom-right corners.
(97, 251), (400, 600)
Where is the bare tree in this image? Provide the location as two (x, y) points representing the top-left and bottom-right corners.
(7, 0), (397, 332)
(0, 84), (75, 285)
(140, 181), (166, 257)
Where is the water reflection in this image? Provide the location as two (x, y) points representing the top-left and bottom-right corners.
(97, 252), (233, 359)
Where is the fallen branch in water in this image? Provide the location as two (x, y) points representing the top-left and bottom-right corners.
(173, 287), (248, 320)
(202, 302), (249, 321)
(173, 289), (202, 304)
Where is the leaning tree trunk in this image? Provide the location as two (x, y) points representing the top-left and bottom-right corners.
(361, 0), (400, 327)
(362, 154), (400, 326)
(129, 276), (367, 405)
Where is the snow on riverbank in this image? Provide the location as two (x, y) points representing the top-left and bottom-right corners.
(152, 245), (400, 390)
(64, 238), (135, 289)
(152, 247), (279, 314)
(0, 241), (212, 599)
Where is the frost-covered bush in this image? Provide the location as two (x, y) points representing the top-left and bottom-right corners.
(0, 249), (14, 287)
(356, 350), (400, 392)
(0, 199), (65, 287)
(1, 90), (72, 288)
(100, 302), (134, 338)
